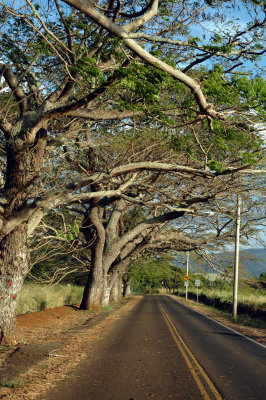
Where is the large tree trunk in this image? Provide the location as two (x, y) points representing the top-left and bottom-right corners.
(109, 273), (122, 303)
(79, 250), (105, 310)
(101, 283), (111, 307)
(0, 130), (46, 345)
(80, 240), (106, 311)
(0, 145), (31, 345)
(123, 277), (131, 297)
(80, 203), (106, 310)
(0, 223), (28, 345)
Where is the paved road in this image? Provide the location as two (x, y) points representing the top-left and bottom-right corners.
(45, 296), (266, 400)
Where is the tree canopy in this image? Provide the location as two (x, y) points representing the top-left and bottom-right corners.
(0, 0), (265, 344)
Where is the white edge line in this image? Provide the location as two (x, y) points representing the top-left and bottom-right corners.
(168, 295), (266, 350)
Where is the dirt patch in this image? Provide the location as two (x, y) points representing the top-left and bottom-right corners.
(0, 296), (141, 399)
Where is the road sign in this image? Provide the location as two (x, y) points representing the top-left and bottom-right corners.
(195, 280), (200, 303)
(184, 281), (189, 287)
(184, 275), (189, 281)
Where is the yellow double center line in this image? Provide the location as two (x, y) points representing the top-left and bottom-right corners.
(158, 301), (223, 400)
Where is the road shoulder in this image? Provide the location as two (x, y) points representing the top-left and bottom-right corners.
(169, 295), (266, 346)
(0, 296), (142, 400)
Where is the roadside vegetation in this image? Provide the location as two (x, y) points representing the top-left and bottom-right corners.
(130, 254), (266, 326)
(175, 280), (266, 315)
(16, 283), (84, 315)
(17, 252), (265, 326)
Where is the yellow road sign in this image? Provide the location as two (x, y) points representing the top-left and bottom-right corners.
(184, 275), (189, 281)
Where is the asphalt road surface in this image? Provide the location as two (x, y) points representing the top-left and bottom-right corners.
(45, 295), (266, 400)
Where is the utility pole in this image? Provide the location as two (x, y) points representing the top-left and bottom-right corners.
(233, 195), (241, 320)
(185, 252), (189, 301)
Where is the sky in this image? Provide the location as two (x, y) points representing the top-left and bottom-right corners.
(186, 1), (266, 77)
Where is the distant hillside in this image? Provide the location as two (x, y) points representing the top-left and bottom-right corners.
(240, 248), (266, 277)
(175, 248), (266, 277)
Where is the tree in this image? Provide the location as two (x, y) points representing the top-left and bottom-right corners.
(129, 254), (177, 294)
(28, 210), (89, 285)
(0, 0), (265, 344)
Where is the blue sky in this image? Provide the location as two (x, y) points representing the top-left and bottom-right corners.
(185, 2), (266, 76)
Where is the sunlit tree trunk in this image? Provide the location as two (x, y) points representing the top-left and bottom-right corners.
(123, 277), (131, 297)
(79, 254), (104, 310)
(0, 224), (29, 344)
(0, 140), (44, 344)
(110, 272), (123, 303)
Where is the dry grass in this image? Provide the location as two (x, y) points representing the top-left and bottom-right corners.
(17, 283), (84, 315)
(176, 286), (266, 313)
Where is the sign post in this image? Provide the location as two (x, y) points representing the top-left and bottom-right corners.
(195, 280), (200, 303)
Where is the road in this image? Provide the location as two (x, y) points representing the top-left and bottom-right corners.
(45, 295), (266, 400)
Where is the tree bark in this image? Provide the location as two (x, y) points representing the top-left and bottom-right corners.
(79, 259), (105, 310)
(0, 144), (30, 344)
(101, 284), (111, 307)
(79, 203), (106, 310)
(110, 272), (123, 303)
(0, 223), (28, 345)
(0, 128), (46, 344)
(123, 277), (131, 297)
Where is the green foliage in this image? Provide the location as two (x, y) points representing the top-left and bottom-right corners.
(170, 132), (196, 158)
(204, 65), (266, 114)
(130, 255), (183, 293)
(207, 159), (224, 172)
(259, 272), (266, 286)
(101, 304), (115, 312)
(232, 76), (266, 114)
(234, 315), (266, 329)
(116, 62), (172, 110)
(188, 36), (201, 46)
(158, 0), (176, 17)
(203, 43), (234, 54)
(168, 66), (265, 165)
(176, 275), (266, 315)
(71, 57), (104, 84)
(260, 272), (266, 280)
(203, 65), (237, 105)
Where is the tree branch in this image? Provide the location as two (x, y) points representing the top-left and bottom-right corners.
(62, 0), (224, 120)
(123, 0), (158, 33)
(0, 64), (27, 113)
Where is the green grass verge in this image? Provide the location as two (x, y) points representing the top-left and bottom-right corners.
(231, 314), (266, 329)
(17, 283), (84, 315)
(176, 286), (266, 314)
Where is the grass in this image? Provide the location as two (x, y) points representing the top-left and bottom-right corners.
(1, 379), (23, 388)
(176, 294), (266, 329)
(17, 283), (84, 315)
(232, 314), (266, 329)
(174, 280), (266, 329)
(176, 284), (266, 313)
(101, 304), (115, 312)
